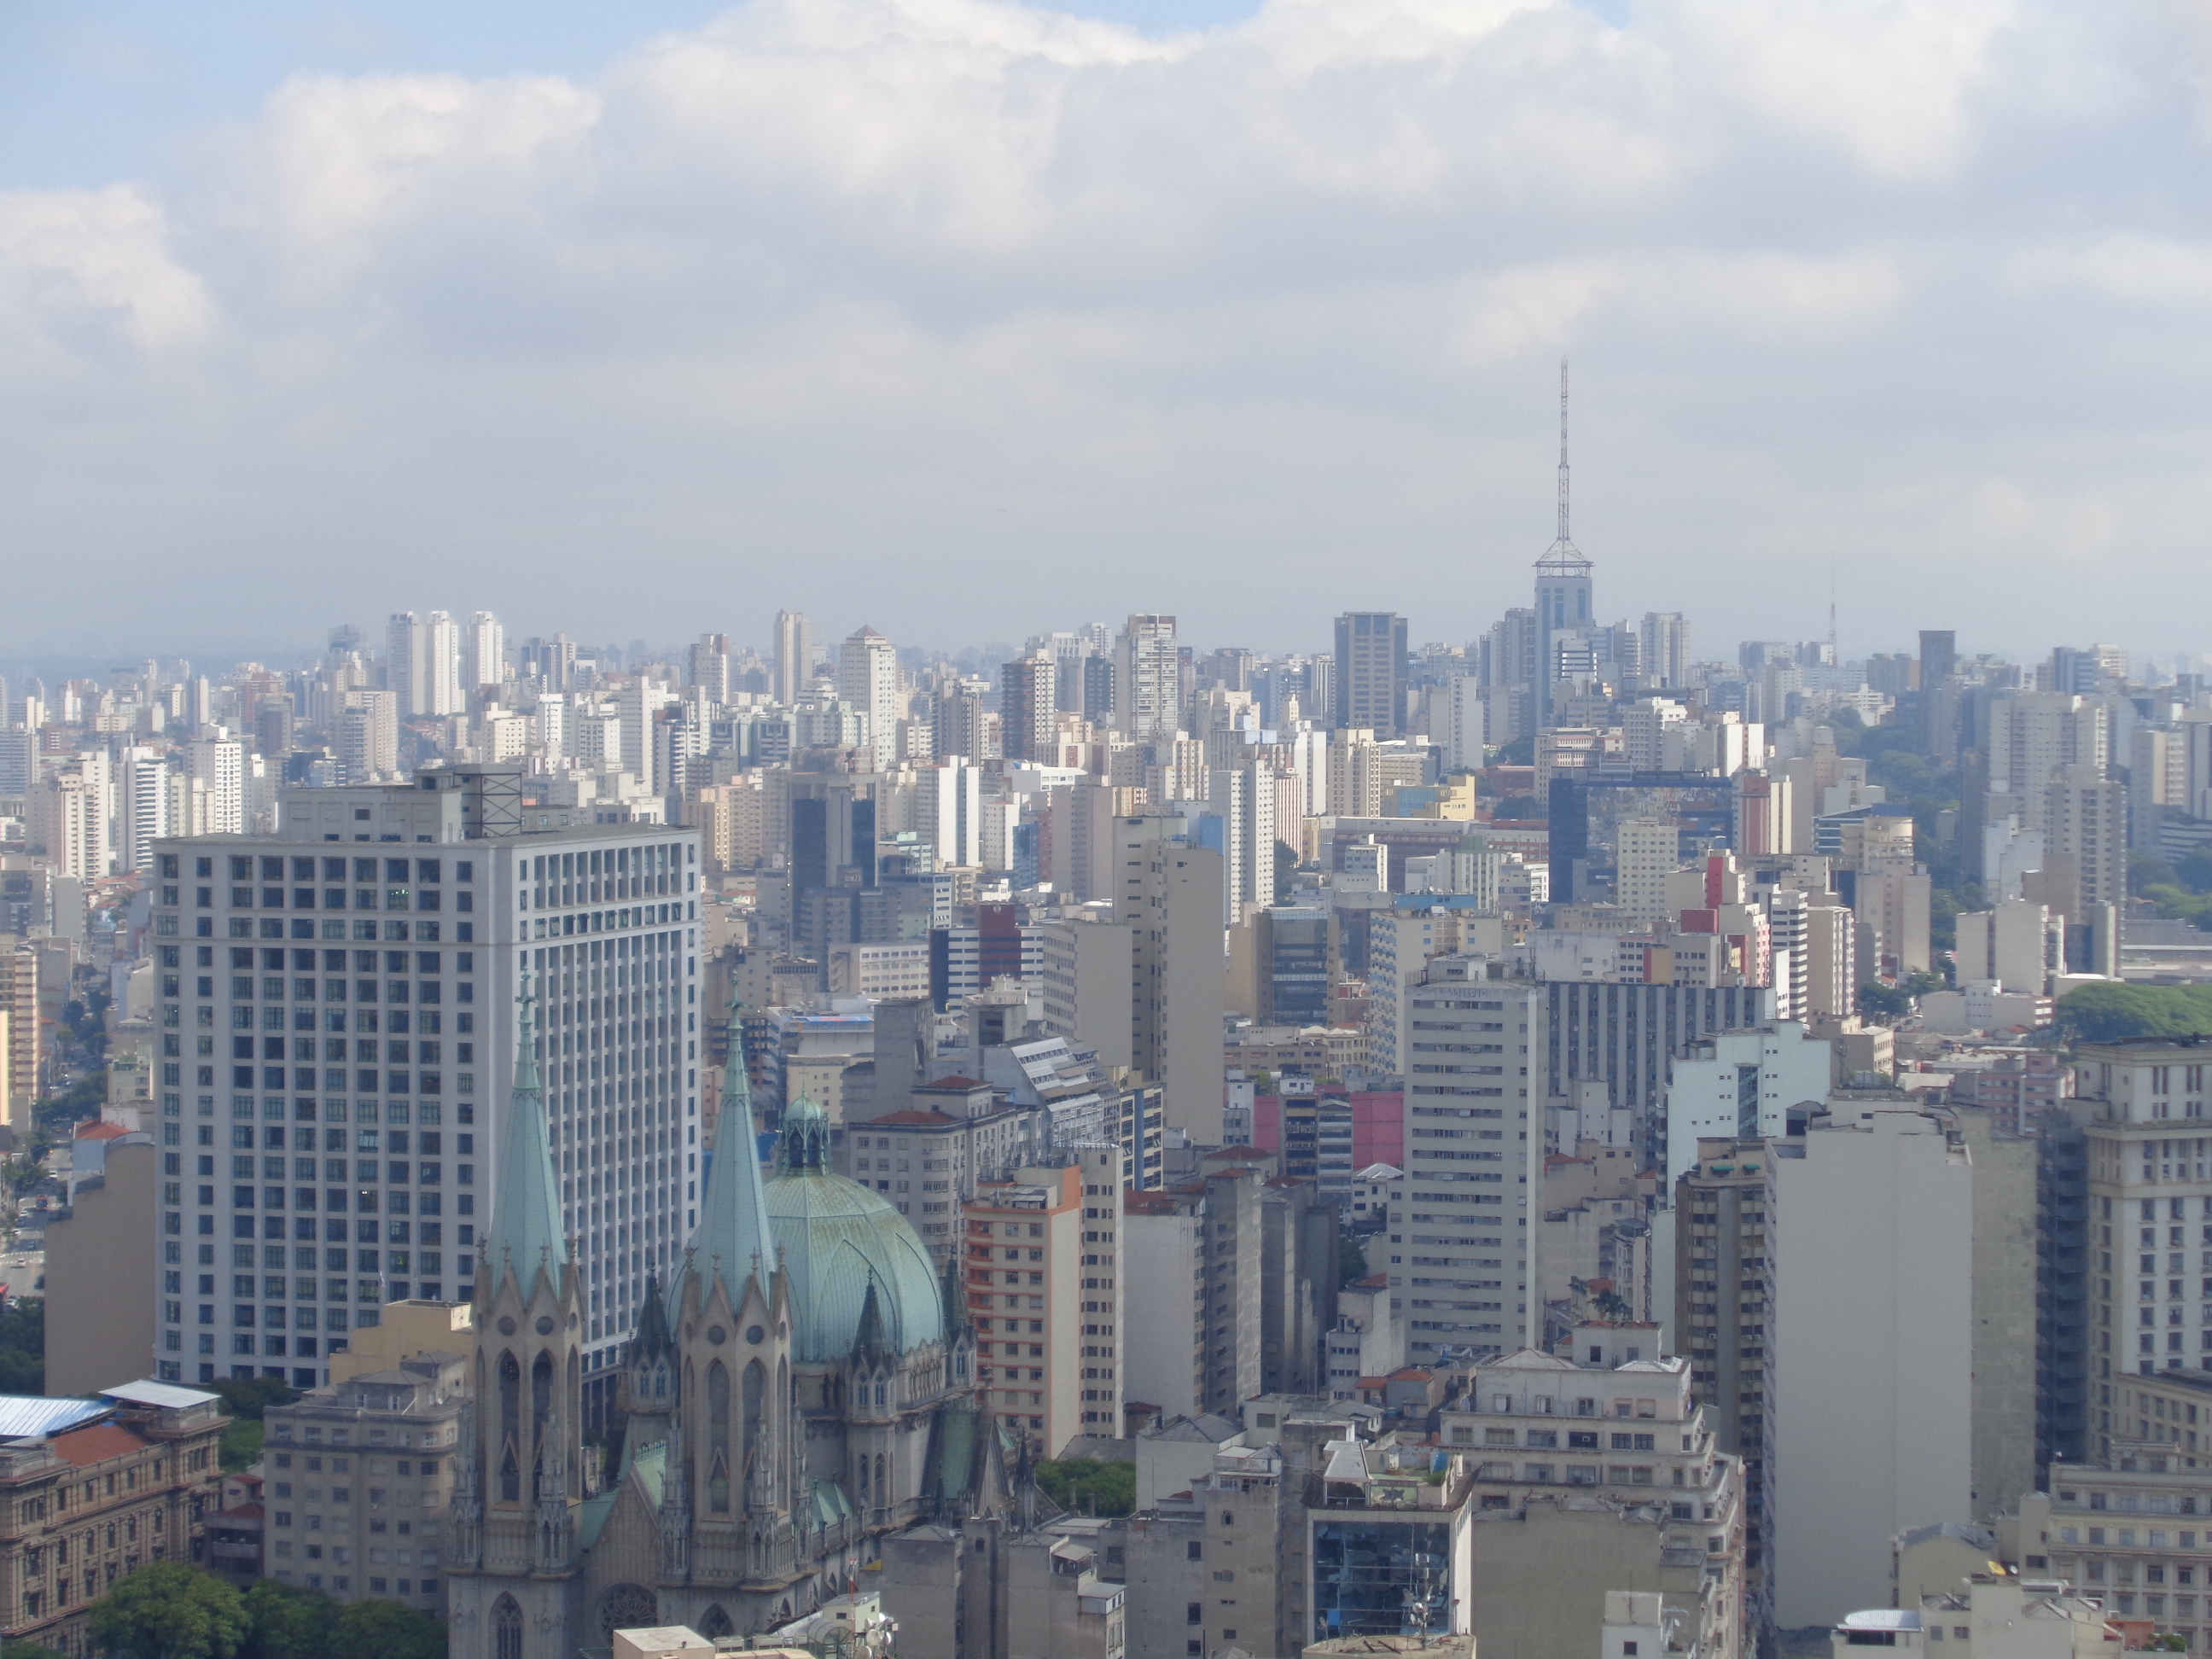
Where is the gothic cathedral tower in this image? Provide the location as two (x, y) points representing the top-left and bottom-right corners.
(447, 981), (586, 1659)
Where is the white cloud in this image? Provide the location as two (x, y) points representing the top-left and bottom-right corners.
(0, 0), (2207, 657)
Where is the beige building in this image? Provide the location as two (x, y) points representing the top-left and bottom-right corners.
(1038, 913), (1137, 1074)
(261, 1307), (466, 1613)
(0, 1380), (230, 1658)
(963, 1150), (1123, 1458)
(1441, 1332), (1745, 1659)
(1121, 1167), (1263, 1420)
(44, 1138), (157, 1395)
(0, 946), (38, 1126)
(1113, 817), (1225, 1144)
(837, 1080), (1041, 1262)
(2071, 1042), (2212, 1424)
(1770, 1106), (1980, 1630)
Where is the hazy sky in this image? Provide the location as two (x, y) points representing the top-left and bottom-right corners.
(4, 0), (2210, 667)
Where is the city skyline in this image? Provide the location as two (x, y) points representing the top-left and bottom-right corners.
(7, 1), (2212, 655)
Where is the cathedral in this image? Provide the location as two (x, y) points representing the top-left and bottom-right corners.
(444, 993), (1003, 1658)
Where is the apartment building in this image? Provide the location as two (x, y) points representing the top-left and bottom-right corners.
(1121, 1167), (1264, 1420)
(963, 1148), (1124, 1457)
(148, 764), (702, 1400)
(1389, 958), (1542, 1364)
(261, 1342), (463, 1610)
(1441, 1330), (1745, 1659)
(838, 1074), (1041, 1261)
(2073, 1041), (2212, 1412)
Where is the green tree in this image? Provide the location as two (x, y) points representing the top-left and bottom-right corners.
(1859, 981), (1913, 1023)
(85, 1563), (247, 1659)
(240, 1580), (337, 1659)
(3, 1639), (74, 1659)
(1338, 1236), (1369, 1286)
(206, 1377), (296, 1422)
(2058, 983), (2212, 1045)
(1033, 1458), (1136, 1517)
(0, 1299), (43, 1395)
(219, 1420), (264, 1473)
(328, 1598), (447, 1659)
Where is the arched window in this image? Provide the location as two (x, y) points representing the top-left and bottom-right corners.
(597, 1585), (659, 1644)
(532, 1352), (556, 1499)
(498, 1353), (521, 1503)
(494, 1595), (524, 1659)
(875, 1452), (887, 1499)
(707, 1361), (731, 1513)
(699, 1606), (734, 1640)
(742, 1359), (765, 1484)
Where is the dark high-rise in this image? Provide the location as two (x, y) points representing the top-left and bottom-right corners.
(1332, 611), (1407, 734)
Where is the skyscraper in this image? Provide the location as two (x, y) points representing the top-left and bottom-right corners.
(1918, 629), (1958, 688)
(836, 626), (900, 767)
(463, 611), (504, 694)
(387, 611), (461, 719)
(998, 648), (1058, 764)
(1333, 611), (1407, 735)
(772, 609), (812, 706)
(1114, 614), (1179, 742)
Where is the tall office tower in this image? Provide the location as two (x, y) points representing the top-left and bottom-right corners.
(912, 758), (981, 870)
(771, 609), (812, 706)
(1333, 612), (1408, 735)
(0, 727), (33, 798)
(117, 749), (172, 874)
(614, 680), (678, 795)
(1482, 608), (1540, 742)
(1546, 982), (1773, 1154)
(1121, 1163), (1263, 1417)
(684, 632), (731, 704)
(998, 649), (1058, 763)
(146, 766), (702, 1396)
(1675, 1137), (1775, 1620)
(1115, 614), (1180, 741)
(516, 635), (578, 693)
(184, 737), (243, 836)
(1111, 815), (1224, 1144)
(836, 626), (901, 766)
(253, 695), (295, 761)
(2045, 763), (2128, 921)
(1918, 629), (1958, 688)
(1080, 655), (1115, 725)
(1770, 1104), (1986, 1632)
(932, 678), (989, 763)
(1534, 364), (1594, 721)
(1387, 958), (1544, 1364)
(1987, 692), (2109, 835)
(462, 611), (504, 694)
(962, 1146), (1123, 1458)
(337, 690), (399, 783)
(34, 756), (110, 880)
(1639, 612), (1691, 690)
(1612, 817), (1678, 928)
(387, 611), (461, 719)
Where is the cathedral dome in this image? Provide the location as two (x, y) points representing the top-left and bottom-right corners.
(765, 1097), (946, 1365)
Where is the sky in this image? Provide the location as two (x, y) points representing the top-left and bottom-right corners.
(3, 0), (2211, 669)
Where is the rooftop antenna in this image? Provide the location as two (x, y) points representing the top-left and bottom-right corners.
(1536, 358), (1592, 575)
(1558, 357), (1571, 545)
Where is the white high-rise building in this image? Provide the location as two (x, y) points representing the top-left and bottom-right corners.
(1660, 1022), (1832, 1188)
(185, 737), (244, 836)
(1392, 958), (1544, 1363)
(1115, 614), (1180, 742)
(772, 609), (812, 706)
(387, 611), (461, 719)
(118, 748), (172, 874)
(462, 611), (504, 694)
(1614, 818), (1679, 928)
(836, 626), (901, 768)
(147, 767), (702, 1396)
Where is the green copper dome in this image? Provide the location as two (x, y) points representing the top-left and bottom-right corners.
(765, 1097), (946, 1365)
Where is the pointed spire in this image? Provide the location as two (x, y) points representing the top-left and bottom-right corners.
(682, 993), (776, 1312)
(486, 970), (568, 1288)
(851, 1275), (895, 1368)
(779, 1094), (830, 1174)
(630, 1271), (674, 1362)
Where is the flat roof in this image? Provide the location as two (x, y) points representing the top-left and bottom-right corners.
(103, 1379), (220, 1411)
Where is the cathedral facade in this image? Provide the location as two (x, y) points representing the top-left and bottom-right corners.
(444, 1000), (991, 1658)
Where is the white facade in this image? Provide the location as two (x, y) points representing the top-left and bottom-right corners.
(186, 737), (244, 836)
(1392, 961), (1542, 1361)
(147, 776), (702, 1394)
(1615, 818), (1679, 928)
(462, 611), (504, 692)
(837, 627), (902, 767)
(1771, 1109), (1976, 1628)
(1662, 1024), (1833, 1189)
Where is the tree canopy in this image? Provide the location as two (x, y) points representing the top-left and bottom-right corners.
(85, 1563), (248, 1659)
(2057, 982), (2212, 1045)
(1034, 1458), (1136, 1517)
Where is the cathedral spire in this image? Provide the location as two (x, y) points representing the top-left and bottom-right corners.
(486, 971), (567, 1292)
(681, 991), (776, 1309)
(778, 1093), (830, 1174)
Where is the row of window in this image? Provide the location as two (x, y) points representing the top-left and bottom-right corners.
(162, 856), (470, 883)
(168, 886), (470, 915)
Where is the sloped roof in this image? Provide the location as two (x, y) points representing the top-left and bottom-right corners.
(54, 1422), (148, 1466)
(0, 1396), (108, 1438)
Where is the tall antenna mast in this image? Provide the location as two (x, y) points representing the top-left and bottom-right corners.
(1557, 358), (1571, 544)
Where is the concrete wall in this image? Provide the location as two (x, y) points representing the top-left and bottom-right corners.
(1123, 1209), (1200, 1417)
(1954, 1109), (2040, 1523)
(1772, 1111), (1975, 1629)
(1464, 1498), (1703, 1659)
(44, 1138), (156, 1395)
